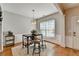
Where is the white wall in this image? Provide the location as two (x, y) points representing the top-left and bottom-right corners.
(36, 12), (65, 47)
(2, 11), (35, 45)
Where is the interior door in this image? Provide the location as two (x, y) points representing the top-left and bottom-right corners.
(72, 16), (79, 50)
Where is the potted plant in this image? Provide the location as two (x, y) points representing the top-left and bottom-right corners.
(8, 31), (13, 36)
(31, 30), (37, 35)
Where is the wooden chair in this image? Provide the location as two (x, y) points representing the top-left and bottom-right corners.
(32, 35), (41, 56)
(23, 37), (33, 47)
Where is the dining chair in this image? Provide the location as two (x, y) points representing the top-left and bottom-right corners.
(32, 35), (41, 56)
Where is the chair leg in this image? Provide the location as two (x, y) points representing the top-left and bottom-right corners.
(32, 43), (35, 55)
(32, 43), (41, 56)
(38, 43), (41, 56)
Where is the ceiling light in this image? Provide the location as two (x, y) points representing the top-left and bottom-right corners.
(77, 20), (79, 23)
(32, 9), (36, 25)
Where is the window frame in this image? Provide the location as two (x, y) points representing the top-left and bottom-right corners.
(40, 19), (55, 38)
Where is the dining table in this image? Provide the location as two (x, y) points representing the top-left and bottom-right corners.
(22, 34), (44, 54)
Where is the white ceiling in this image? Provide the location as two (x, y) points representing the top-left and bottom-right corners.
(1, 3), (58, 19)
(61, 3), (79, 10)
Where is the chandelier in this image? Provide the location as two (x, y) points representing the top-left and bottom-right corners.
(32, 9), (36, 24)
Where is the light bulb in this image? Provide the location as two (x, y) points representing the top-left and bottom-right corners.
(77, 20), (79, 22)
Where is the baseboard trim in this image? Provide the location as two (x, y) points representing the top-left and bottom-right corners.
(44, 40), (60, 46)
(44, 40), (65, 48)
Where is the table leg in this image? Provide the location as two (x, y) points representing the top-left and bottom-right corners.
(22, 35), (24, 48)
(41, 35), (44, 47)
(27, 37), (29, 54)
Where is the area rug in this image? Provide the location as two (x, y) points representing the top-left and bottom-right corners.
(11, 42), (55, 56)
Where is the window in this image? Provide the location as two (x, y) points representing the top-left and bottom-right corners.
(40, 20), (55, 37)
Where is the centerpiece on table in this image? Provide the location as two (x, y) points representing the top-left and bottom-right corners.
(31, 30), (38, 35)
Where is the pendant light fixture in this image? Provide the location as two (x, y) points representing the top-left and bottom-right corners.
(32, 9), (36, 24)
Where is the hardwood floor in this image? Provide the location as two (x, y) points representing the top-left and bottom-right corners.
(54, 45), (79, 56)
(0, 42), (79, 56)
(0, 43), (21, 56)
